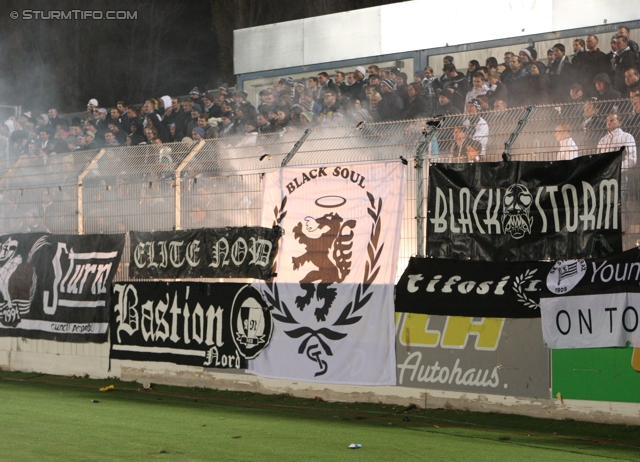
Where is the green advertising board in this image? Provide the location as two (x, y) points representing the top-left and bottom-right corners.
(552, 347), (640, 403)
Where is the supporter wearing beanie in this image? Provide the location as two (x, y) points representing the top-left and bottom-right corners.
(192, 126), (205, 140)
(377, 79), (404, 121)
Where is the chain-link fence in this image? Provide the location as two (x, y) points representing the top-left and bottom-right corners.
(1, 100), (638, 280)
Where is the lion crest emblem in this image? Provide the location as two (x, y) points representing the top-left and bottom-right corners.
(291, 212), (356, 321)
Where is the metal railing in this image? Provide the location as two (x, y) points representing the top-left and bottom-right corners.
(1, 100), (638, 280)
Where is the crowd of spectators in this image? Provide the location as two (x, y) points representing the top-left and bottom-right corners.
(1, 26), (639, 162)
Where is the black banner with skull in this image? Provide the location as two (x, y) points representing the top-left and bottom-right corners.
(129, 227), (282, 280)
(0, 233), (125, 342)
(427, 151), (622, 261)
(396, 257), (554, 318)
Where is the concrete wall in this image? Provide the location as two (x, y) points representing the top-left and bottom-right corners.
(2, 334), (639, 425)
(234, 0), (640, 74)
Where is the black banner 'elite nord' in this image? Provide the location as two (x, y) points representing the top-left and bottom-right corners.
(110, 282), (273, 368)
(0, 233), (125, 342)
(396, 257), (553, 318)
(129, 227), (282, 280)
(427, 151), (622, 261)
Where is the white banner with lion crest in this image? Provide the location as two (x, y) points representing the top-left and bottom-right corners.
(248, 162), (405, 385)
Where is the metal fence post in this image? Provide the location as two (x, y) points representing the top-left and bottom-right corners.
(77, 149), (106, 235)
(281, 129), (311, 167)
(503, 106), (535, 160)
(174, 140), (206, 230)
(0, 157), (23, 187)
(414, 120), (442, 257)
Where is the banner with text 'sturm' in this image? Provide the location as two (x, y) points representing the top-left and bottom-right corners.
(0, 233), (125, 342)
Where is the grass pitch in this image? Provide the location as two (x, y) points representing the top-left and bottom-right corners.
(0, 370), (638, 461)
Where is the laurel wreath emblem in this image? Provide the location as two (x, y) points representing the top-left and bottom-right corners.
(262, 191), (383, 376)
(512, 269), (539, 309)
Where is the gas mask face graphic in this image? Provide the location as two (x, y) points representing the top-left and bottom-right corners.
(502, 184), (533, 239)
(0, 238), (18, 263)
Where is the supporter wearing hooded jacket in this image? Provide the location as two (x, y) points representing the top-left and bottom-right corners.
(317, 90), (345, 124)
(83, 132), (99, 151)
(334, 71), (349, 97)
(575, 100), (607, 149)
(504, 56), (531, 108)
(571, 39), (588, 76)
(185, 105), (204, 139)
(440, 63), (469, 110)
(38, 127), (54, 154)
(485, 70), (508, 109)
(350, 67), (367, 103)
(617, 26), (640, 63)
(582, 35), (613, 95)
(522, 47), (547, 74)
(107, 121), (127, 145)
(129, 121), (145, 145)
(614, 35), (639, 93)
(395, 72), (410, 108)
(518, 49), (536, 72)
(199, 94), (219, 119)
(606, 37), (619, 80)
(257, 113), (275, 134)
(421, 67), (440, 118)
(257, 91), (277, 116)
(189, 87), (203, 106)
(377, 80), (404, 121)
(593, 73), (622, 101)
(163, 97), (188, 138)
(439, 55), (455, 85)
(528, 64), (550, 105)
(317, 72), (340, 102)
(547, 44), (575, 103)
(158, 96), (172, 118)
(465, 60), (480, 86)
(219, 112), (238, 137)
(464, 72), (488, 110)
(93, 108), (109, 140)
(449, 126), (471, 158)
(403, 83), (429, 119)
(436, 92), (461, 115)
(146, 114), (170, 143)
(47, 108), (65, 132)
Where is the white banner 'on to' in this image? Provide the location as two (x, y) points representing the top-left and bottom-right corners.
(541, 293), (640, 348)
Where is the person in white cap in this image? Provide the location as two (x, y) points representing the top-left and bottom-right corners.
(159, 96), (172, 117)
(518, 48), (534, 72)
(94, 108), (109, 139)
(87, 99), (99, 113)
